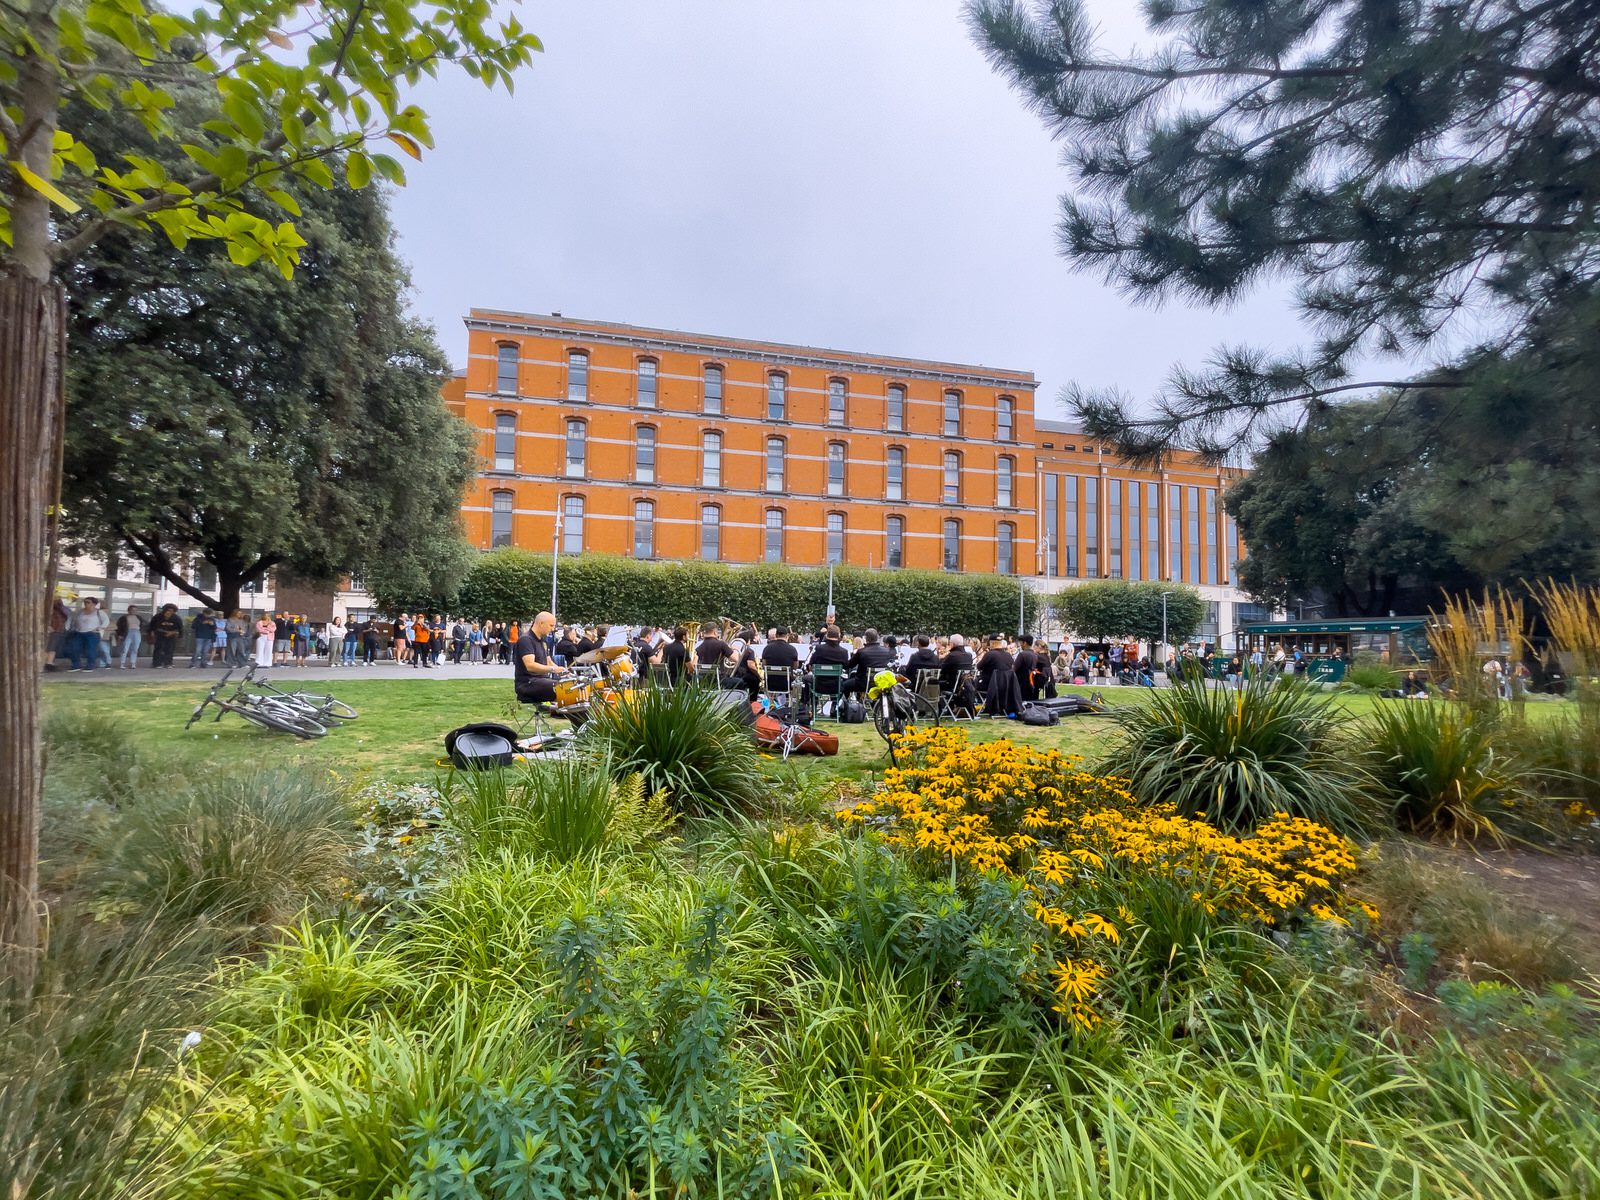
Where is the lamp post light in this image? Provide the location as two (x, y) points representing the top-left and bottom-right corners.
(825, 563), (835, 626)
(551, 510), (563, 618)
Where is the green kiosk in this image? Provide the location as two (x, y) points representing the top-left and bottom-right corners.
(1238, 617), (1432, 684)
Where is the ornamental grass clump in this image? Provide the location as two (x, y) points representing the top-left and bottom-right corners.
(840, 727), (1368, 1032)
(1098, 676), (1369, 833)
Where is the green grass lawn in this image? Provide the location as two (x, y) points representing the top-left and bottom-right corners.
(46, 675), (1556, 789)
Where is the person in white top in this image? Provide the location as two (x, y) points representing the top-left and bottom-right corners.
(68, 597), (110, 672)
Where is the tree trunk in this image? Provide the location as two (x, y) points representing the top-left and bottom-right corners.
(0, 274), (65, 999)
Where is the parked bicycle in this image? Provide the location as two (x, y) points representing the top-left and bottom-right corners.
(866, 669), (937, 763)
(186, 670), (328, 739)
(238, 663), (359, 723)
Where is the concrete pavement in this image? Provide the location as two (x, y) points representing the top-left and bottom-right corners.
(43, 659), (517, 683)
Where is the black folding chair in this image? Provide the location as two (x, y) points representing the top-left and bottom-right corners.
(938, 668), (977, 722)
(914, 668), (944, 726)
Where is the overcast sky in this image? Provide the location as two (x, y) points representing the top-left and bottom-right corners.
(388, 1), (1309, 422)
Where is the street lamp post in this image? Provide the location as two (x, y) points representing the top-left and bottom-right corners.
(826, 563), (835, 625)
(1160, 590), (1173, 668)
(551, 510), (563, 617)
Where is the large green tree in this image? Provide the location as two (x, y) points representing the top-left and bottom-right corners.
(0, 0), (537, 988)
(62, 155), (476, 616)
(1051, 580), (1206, 645)
(965, 0), (1600, 456)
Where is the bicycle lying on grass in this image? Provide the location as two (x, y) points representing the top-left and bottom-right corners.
(186, 670), (329, 739)
(237, 663), (359, 724)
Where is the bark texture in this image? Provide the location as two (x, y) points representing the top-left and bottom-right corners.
(0, 274), (65, 997)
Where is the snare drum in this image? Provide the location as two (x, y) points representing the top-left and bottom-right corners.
(554, 677), (592, 707)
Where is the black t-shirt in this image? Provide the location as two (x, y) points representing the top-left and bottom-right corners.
(695, 637), (732, 667)
(761, 640), (799, 671)
(809, 640), (851, 668)
(905, 648), (941, 678)
(1014, 648), (1038, 680)
(553, 637), (578, 662)
(661, 639), (688, 683)
(848, 643), (895, 676)
(572, 637), (597, 660)
(514, 632), (554, 699)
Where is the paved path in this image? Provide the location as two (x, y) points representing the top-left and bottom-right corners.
(44, 660), (516, 683)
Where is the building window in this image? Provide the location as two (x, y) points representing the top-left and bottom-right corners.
(495, 343), (518, 394)
(702, 431), (722, 488)
(1043, 473), (1059, 575)
(887, 384), (905, 432)
(493, 412), (516, 471)
(703, 365), (723, 415)
(997, 395), (1014, 442)
(561, 494), (584, 555)
(827, 379), (847, 427)
(567, 351), (588, 402)
(886, 446), (905, 501)
(997, 521), (1014, 576)
(1064, 475), (1079, 576)
(886, 516), (904, 569)
(765, 437), (785, 492)
(943, 390), (962, 437)
(636, 358), (657, 409)
(490, 491), (514, 548)
(1128, 481), (1141, 581)
(826, 512), (845, 565)
(1085, 476), (1100, 577)
(767, 372), (787, 421)
(1107, 479), (1123, 577)
(996, 455), (1014, 508)
(943, 451), (961, 504)
(1145, 482), (1160, 583)
(1205, 488), (1218, 584)
(1169, 483), (1183, 579)
(700, 505), (721, 561)
(1237, 602), (1271, 626)
(634, 425), (656, 483)
(633, 500), (655, 559)
(942, 519), (961, 571)
(764, 508), (784, 563)
(1188, 486), (1201, 584)
(564, 418), (586, 478)
(827, 441), (846, 498)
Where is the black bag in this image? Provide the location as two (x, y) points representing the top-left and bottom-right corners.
(839, 697), (866, 724)
(444, 722), (520, 769)
(1020, 703), (1059, 727)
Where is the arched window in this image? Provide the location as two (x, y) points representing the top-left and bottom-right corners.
(943, 389), (962, 437)
(765, 436), (786, 492)
(826, 511), (846, 565)
(703, 364), (724, 415)
(566, 350), (589, 402)
(767, 372), (787, 421)
(633, 500), (655, 559)
(564, 418), (586, 478)
(886, 384), (906, 433)
(997, 395), (1015, 442)
(885, 515), (904, 569)
(827, 379), (847, 427)
(634, 425), (656, 484)
(490, 490), (514, 547)
(996, 455), (1014, 508)
(942, 519), (961, 572)
(561, 495), (585, 555)
(636, 358), (658, 409)
(702, 431), (722, 487)
(943, 451), (961, 504)
(764, 508), (785, 563)
(996, 521), (1015, 576)
(495, 343), (518, 394)
(493, 412), (516, 471)
(827, 441), (846, 498)
(886, 446), (905, 501)
(700, 504), (721, 561)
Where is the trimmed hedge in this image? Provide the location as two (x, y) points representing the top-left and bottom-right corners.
(457, 550), (1042, 634)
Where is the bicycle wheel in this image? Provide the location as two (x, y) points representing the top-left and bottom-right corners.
(232, 700), (327, 739)
(872, 697), (905, 746)
(293, 694), (358, 721)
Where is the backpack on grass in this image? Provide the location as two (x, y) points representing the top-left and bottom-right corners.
(444, 722), (520, 769)
(1019, 703), (1059, 727)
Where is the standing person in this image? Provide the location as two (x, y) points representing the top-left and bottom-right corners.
(1014, 634), (1041, 703)
(211, 613), (229, 664)
(116, 605), (143, 669)
(225, 610), (248, 667)
(291, 615), (310, 667)
(272, 612), (291, 665)
(188, 609), (216, 668)
(977, 635), (1022, 718)
(147, 603), (183, 668)
(252, 612), (276, 668)
(67, 597), (109, 672)
(341, 617), (358, 666)
(430, 615), (446, 665)
(361, 618), (379, 665)
(450, 617), (468, 664)
(326, 616), (346, 668)
(411, 613), (432, 668)
(44, 596), (72, 672)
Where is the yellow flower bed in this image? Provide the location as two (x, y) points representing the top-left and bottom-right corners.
(839, 726), (1372, 1030)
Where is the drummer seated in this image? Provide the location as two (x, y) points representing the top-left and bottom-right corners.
(514, 612), (562, 705)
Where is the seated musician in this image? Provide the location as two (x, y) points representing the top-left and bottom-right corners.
(761, 627), (800, 695)
(904, 634), (941, 680)
(514, 611), (562, 704)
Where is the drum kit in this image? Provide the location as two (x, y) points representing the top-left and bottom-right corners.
(549, 644), (637, 726)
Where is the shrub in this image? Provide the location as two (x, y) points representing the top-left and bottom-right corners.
(348, 780), (461, 919)
(1098, 677), (1369, 833)
(582, 685), (766, 817)
(89, 767), (356, 928)
(1362, 701), (1528, 842)
(1345, 653), (1400, 692)
(444, 759), (674, 862)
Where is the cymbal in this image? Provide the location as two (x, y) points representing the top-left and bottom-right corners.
(570, 649), (603, 666)
(600, 644), (633, 660)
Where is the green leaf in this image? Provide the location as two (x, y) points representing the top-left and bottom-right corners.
(10, 160), (81, 213)
(345, 152), (371, 189)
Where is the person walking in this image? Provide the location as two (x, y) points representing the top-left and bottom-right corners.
(116, 605), (143, 669)
(148, 603), (183, 668)
(253, 612), (276, 668)
(68, 597), (110, 672)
